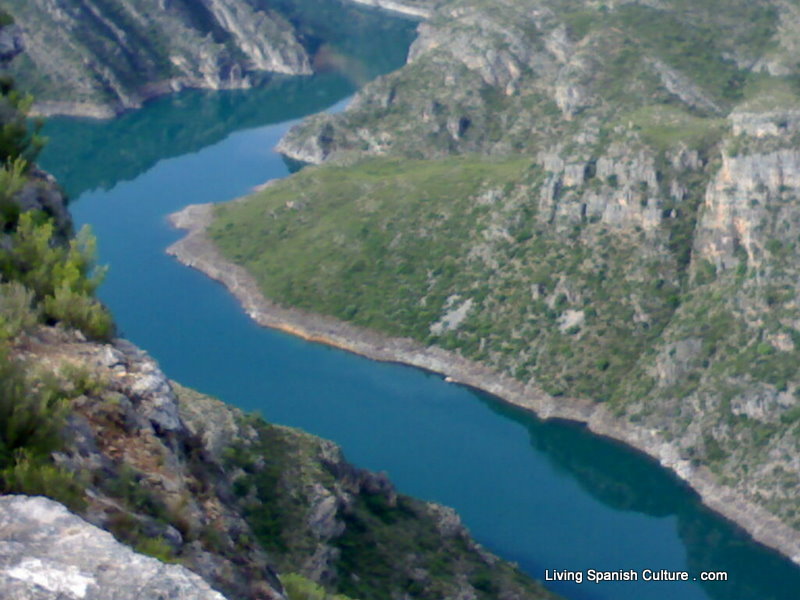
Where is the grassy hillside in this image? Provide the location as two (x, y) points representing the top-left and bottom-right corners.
(210, 0), (800, 541)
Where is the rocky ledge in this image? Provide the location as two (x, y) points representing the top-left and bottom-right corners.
(345, 0), (434, 19)
(0, 495), (226, 600)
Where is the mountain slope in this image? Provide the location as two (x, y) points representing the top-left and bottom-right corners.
(3, 0), (427, 118)
(203, 0), (800, 561)
(4, 0), (311, 117)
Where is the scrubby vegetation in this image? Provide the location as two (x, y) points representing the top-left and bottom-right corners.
(209, 153), (683, 400)
(1, 213), (114, 341)
(0, 14), (112, 512)
(0, 26), (114, 342)
(211, 156), (532, 339)
(0, 343), (87, 511)
(207, 395), (555, 600)
(282, 573), (355, 600)
(210, 0), (800, 539)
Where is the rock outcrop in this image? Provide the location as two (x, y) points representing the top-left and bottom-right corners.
(3, 0), (433, 118)
(277, 0), (778, 163)
(0, 495), (227, 600)
(15, 326), (284, 600)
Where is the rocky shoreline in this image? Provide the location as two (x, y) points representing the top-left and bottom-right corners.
(167, 201), (800, 567)
(30, 77), (260, 120)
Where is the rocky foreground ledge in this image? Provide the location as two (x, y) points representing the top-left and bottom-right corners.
(168, 201), (800, 567)
(0, 496), (226, 600)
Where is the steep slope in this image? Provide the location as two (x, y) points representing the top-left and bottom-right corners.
(4, 0), (311, 117)
(3, 0), (427, 118)
(199, 0), (800, 561)
(278, 0), (783, 162)
(1, 323), (557, 600)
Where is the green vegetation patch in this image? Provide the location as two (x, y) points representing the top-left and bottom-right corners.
(210, 154), (691, 401)
(210, 155), (531, 338)
(221, 416), (315, 556)
(622, 105), (728, 152)
(0, 212), (114, 341)
(282, 573), (356, 600)
(334, 492), (533, 600)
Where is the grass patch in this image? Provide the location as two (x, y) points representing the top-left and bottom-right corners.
(624, 105), (727, 151)
(211, 155), (531, 339)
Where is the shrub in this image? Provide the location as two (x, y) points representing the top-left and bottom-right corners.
(43, 283), (114, 341)
(1, 450), (85, 512)
(1, 213), (103, 298)
(282, 573), (355, 600)
(0, 347), (67, 467)
(0, 281), (39, 340)
(0, 157), (27, 231)
(135, 537), (177, 563)
(0, 212), (115, 340)
(57, 361), (106, 398)
(0, 346), (86, 508)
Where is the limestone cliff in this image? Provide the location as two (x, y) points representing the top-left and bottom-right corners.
(5, 0), (313, 118)
(0, 495), (226, 600)
(278, 0), (786, 162)
(3, 0), (433, 118)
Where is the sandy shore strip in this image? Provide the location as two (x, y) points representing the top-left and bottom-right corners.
(167, 201), (800, 567)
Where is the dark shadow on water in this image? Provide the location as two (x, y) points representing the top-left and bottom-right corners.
(281, 154), (310, 174)
(40, 74), (350, 198)
(478, 393), (800, 600)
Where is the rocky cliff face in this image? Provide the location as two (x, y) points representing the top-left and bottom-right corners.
(209, 0), (800, 560)
(5, 0), (312, 117)
(3, 0), (433, 118)
(277, 0), (784, 163)
(14, 326), (284, 600)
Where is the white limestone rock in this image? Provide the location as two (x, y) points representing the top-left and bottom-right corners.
(0, 495), (228, 600)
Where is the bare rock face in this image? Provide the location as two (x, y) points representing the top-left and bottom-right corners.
(15, 327), (284, 600)
(0, 495), (228, 600)
(5, 0), (312, 118)
(0, 24), (22, 64)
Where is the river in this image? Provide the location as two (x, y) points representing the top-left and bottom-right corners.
(37, 7), (800, 600)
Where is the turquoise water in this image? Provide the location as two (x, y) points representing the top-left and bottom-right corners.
(39, 26), (800, 600)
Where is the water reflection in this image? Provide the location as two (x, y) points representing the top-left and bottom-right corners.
(480, 395), (800, 600)
(41, 0), (416, 198)
(42, 74), (350, 198)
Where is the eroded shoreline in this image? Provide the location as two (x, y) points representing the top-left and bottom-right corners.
(167, 201), (800, 567)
